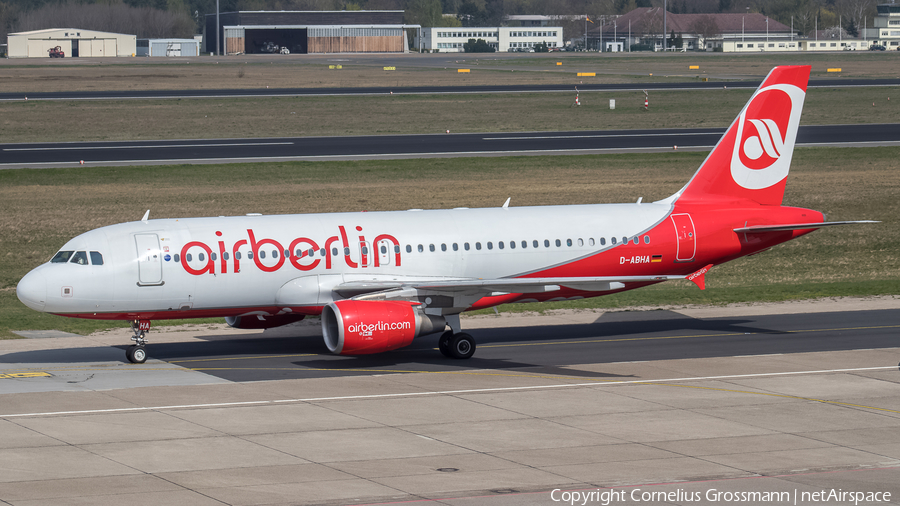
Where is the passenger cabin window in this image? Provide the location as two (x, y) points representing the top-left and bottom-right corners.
(71, 251), (89, 265)
(52, 251), (74, 263)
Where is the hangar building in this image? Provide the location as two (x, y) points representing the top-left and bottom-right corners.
(137, 38), (202, 57)
(204, 10), (415, 55)
(7, 28), (136, 58)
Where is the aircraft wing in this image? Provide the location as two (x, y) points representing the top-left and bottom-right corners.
(734, 221), (879, 233)
(334, 267), (712, 303)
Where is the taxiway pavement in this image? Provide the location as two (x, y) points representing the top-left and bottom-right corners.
(1, 299), (899, 505)
(3, 124), (900, 169)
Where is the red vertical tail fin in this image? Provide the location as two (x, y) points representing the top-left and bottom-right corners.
(675, 66), (810, 206)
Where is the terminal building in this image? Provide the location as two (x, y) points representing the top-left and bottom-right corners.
(204, 10), (416, 54)
(865, 3), (900, 49)
(418, 26), (564, 52)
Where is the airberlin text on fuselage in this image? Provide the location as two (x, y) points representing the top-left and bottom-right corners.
(179, 225), (401, 276)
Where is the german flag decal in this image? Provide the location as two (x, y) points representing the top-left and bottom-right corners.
(651, 255), (663, 263)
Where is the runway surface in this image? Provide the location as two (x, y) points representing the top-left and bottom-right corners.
(4, 124), (900, 169)
(1, 301), (899, 505)
(2, 78), (899, 101)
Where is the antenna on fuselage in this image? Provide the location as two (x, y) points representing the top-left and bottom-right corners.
(141, 210), (150, 223)
(502, 198), (510, 209)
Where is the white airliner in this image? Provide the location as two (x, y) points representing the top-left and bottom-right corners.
(17, 65), (875, 364)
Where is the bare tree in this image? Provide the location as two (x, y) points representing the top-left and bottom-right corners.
(835, 0), (875, 27)
(16, 1), (195, 37)
(643, 7), (663, 45)
(689, 13), (719, 48)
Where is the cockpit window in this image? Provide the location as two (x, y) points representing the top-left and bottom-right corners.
(51, 251), (74, 263)
(70, 251), (89, 265)
(90, 251), (104, 265)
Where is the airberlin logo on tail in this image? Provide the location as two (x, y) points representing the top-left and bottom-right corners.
(730, 83), (806, 190)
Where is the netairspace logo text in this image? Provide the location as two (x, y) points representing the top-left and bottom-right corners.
(550, 488), (892, 506)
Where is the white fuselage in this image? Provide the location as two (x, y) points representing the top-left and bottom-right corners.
(18, 202), (674, 318)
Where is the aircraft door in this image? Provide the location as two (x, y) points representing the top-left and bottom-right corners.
(670, 213), (696, 262)
(135, 233), (164, 285)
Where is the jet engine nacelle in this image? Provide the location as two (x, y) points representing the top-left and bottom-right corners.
(225, 313), (306, 329)
(322, 300), (446, 355)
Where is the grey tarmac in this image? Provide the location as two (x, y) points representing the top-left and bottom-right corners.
(1, 297), (899, 505)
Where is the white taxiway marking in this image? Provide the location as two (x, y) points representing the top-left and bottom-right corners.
(0, 365), (894, 419)
(2, 141), (294, 152)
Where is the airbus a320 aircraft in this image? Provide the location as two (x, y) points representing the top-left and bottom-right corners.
(17, 65), (875, 364)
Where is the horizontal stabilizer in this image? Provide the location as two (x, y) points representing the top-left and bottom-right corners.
(734, 220), (879, 233)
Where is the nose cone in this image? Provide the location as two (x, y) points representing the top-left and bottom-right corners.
(17, 269), (47, 312)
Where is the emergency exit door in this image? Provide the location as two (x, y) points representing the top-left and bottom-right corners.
(670, 213), (696, 262)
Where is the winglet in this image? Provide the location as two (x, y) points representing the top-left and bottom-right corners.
(141, 210), (150, 223)
(502, 198), (510, 209)
(686, 264), (713, 290)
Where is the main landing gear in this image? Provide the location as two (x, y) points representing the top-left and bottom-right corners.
(126, 319), (149, 364)
(438, 331), (476, 359)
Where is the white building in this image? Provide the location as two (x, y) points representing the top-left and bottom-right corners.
(864, 3), (900, 49)
(136, 38), (201, 57)
(6, 28), (136, 58)
(418, 27), (563, 52)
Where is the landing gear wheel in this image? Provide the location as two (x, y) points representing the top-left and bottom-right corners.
(438, 331), (454, 358)
(448, 333), (476, 359)
(126, 345), (147, 364)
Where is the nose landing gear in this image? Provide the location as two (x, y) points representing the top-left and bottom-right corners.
(126, 319), (150, 364)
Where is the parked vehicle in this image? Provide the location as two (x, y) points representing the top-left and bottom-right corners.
(48, 46), (65, 58)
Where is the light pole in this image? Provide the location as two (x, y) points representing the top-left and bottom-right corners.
(663, 0), (667, 51)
